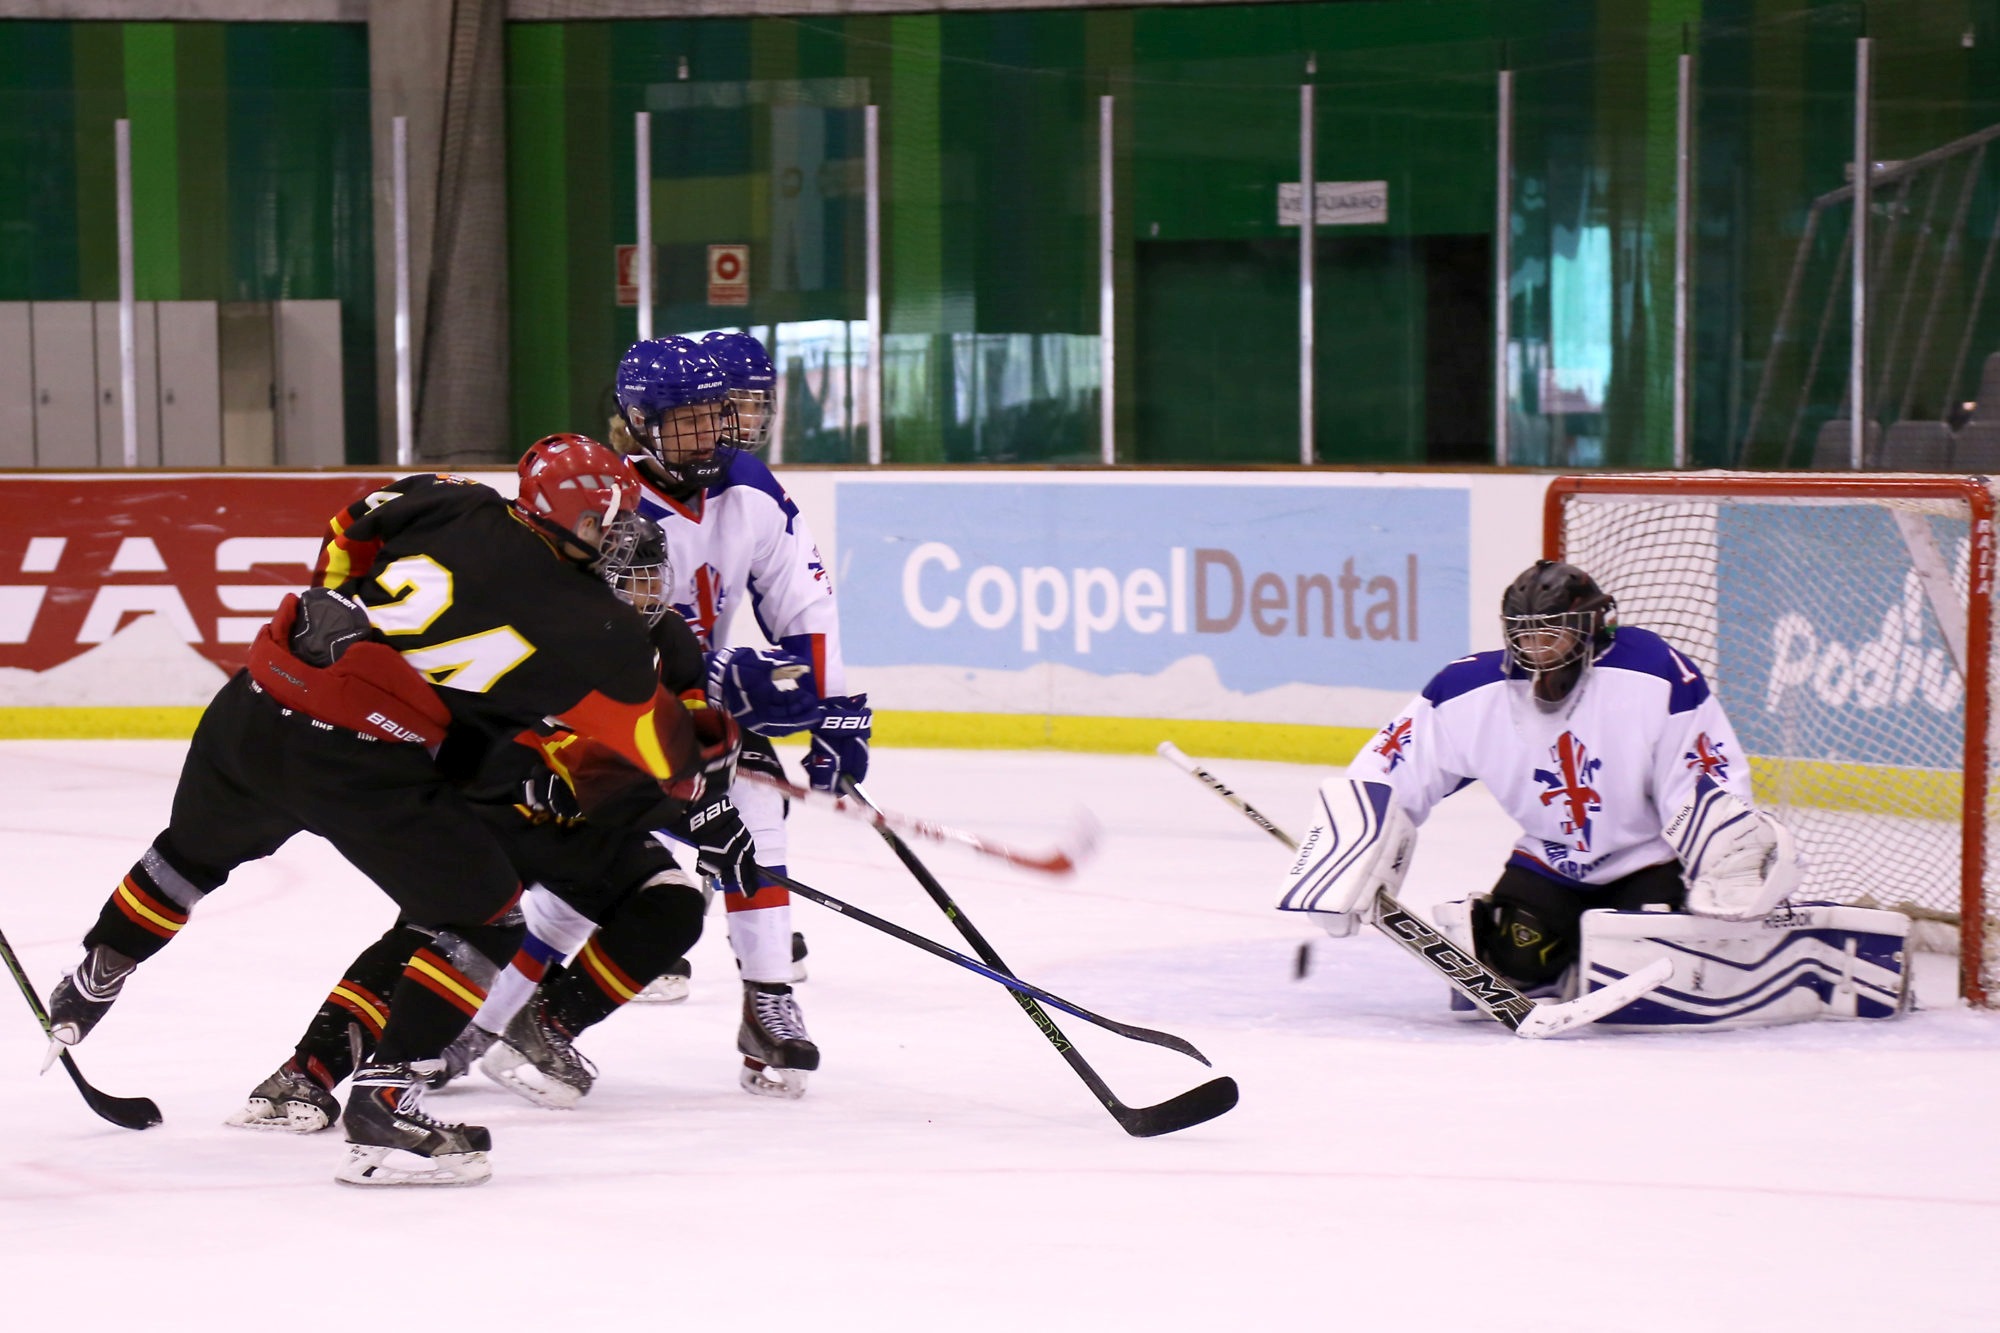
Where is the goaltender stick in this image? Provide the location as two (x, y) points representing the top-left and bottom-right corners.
(1278, 559), (1905, 1027)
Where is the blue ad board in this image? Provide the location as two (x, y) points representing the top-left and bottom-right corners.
(1717, 504), (1965, 769)
(837, 481), (1470, 695)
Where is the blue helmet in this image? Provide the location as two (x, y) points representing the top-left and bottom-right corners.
(700, 331), (777, 452)
(614, 336), (735, 495)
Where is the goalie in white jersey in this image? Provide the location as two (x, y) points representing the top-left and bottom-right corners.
(607, 332), (870, 1096)
(1291, 559), (1805, 1001)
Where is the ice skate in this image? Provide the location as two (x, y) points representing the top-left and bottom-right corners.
(428, 1022), (497, 1089)
(738, 981), (818, 1100)
(335, 1060), (491, 1188)
(631, 956), (692, 1004)
(479, 995), (595, 1109)
(226, 1057), (340, 1133)
(44, 945), (137, 1066)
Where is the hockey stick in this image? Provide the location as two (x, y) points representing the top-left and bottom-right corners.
(735, 770), (1095, 876)
(1156, 741), (1672, 1039)
(844, 779), (1238, 1138)
(0, 928), (161, 1130)
(759, 866), (1217, 1069)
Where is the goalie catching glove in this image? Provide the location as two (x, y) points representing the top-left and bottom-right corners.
(1275, 779), (1418, 938)
(1666, 774), (1799, 920)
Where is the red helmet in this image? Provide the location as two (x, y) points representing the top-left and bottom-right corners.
(514, 434), (642, 567)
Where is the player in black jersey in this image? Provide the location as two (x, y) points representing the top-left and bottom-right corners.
(226, 535), (766, 1125)
(44, 436), (741, 1187)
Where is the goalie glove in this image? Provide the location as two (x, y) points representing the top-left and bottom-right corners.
(1666, 775), (1801, 920)
(1276, 778), (1417, 938)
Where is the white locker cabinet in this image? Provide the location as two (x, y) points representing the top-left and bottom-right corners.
(0, 304), (31, 467)
(29, 303), (97, 468)
(218, 301), (276, 467)
(93, 301), (161, 467)
(276, 299), (346, 466)
(157, 300), (222, 467)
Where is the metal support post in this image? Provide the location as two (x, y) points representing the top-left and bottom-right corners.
(1852, 37), (1872, 471)
(865, 104), (884, 466)
(1299, 80), (1315, 466)
(115, 119), (137, 468)
(635, 111), (653, 343)
(1100, 94), (1115, 466)
(393, 115), (414, 467)
(1494, 69), (1514, 467)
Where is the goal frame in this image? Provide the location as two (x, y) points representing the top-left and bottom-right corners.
(1544, 472), (1998, 1005)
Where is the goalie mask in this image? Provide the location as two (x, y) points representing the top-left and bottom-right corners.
(1501, 559), (1616, 706)
(614, 336), (738, 498)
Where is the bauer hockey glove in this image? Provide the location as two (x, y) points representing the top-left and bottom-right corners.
(687, 793), (756, 891)
(803, 694), (872, 792)
(705, 646), (822, 736)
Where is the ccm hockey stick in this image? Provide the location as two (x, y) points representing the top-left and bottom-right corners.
(760, 867), (1218, 1068)
(844, 779), (1238, 1138)
(1156, 741), (1671, 1039)
(0, 927), (161, 1130)
(735, 770), (1095, 876)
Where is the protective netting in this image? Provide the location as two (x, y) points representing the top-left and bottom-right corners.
(1556, 479), (1998, 998)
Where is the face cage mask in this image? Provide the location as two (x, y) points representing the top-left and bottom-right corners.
(724, 387), (774, 452)
(595, 513), (672, 626)
(1502, 609), (1603, 674)
(629, 399), (739, 494)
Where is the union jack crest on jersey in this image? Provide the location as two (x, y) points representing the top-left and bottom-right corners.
(1533, 731), (1604, 854)
(673, 562), (727, 648)
(1684, 732), (1729, 782)
(1373, 717), (1414, 772)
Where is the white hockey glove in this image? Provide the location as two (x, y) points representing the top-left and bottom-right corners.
(1666, 775), (1800, 920)
(1276, 778), (1417, 938)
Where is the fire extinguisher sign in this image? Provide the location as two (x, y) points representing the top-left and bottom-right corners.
(707, 244), (750, 306)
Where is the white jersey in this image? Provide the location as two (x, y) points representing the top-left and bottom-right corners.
(1347, 626), (1750, 888)
(633, 451), (846, 697)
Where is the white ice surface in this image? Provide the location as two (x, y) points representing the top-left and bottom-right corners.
(3, 744), (1999, 1330)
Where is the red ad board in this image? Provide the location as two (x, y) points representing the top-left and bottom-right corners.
(0, 474), (394, 676)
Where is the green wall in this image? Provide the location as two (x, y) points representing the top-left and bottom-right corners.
(0, 21), (376, 461)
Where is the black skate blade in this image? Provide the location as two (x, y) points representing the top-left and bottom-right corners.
(1112, 1075), (1238, 1138)
(59, 1051), (161, 1130)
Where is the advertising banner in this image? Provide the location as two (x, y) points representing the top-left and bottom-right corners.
(0, 474), (391, 705)
(1718, 504), (1965, 770)
(837, 479), (1469, 725)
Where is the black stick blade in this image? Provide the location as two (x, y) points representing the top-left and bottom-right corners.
(1114, 1076), (1239, 1138)
(58, 1051), (161, 1131)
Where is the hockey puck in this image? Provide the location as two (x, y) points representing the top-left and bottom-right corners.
(1293, 940), (1313, 981)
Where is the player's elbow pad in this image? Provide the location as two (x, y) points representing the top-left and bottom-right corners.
(1667, 776), (1801, 920)
(1276, 779), (1417, 935)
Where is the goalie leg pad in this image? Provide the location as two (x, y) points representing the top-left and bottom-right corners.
(1277, 779), (1415, 933)
(1579, 904), (1909, 1029)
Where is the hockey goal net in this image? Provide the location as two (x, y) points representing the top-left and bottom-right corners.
(1546, 474), (1998, 1005)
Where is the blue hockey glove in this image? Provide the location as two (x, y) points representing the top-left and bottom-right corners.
(706, 646), (822, 736)
(803, 694), (871, 793)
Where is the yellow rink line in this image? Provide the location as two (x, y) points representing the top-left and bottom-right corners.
(0, 705), (1376, 768)
(0, 707), (1975, 822)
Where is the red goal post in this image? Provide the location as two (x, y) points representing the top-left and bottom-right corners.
(1544, 473), (1998, 1005)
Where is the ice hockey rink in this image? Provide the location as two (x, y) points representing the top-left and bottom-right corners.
(4, 741), (2000, 1331)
